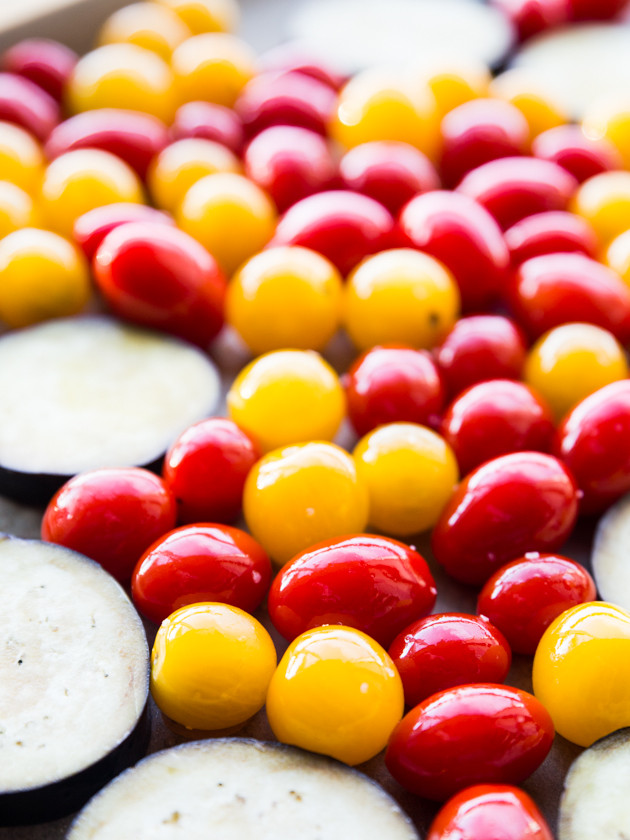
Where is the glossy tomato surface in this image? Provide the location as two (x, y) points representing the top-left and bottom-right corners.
(478, 553), (596, 654)
(432, 451), (579, 585)
(41, 467), (176, 582)
(73, 202), (175, 260)
(509, 252), (630, 343)
(268, 534), (437, 647)
(162, 417), (259, 524)
(532, 124), (622, 183)
(94, 221), (226, 347)
(440, 379), (555, 475)
(259, 42), (346, 90)
(427, 784), (554, 840)
(399, 190), (509, 311)
(504, 211), (598, 265)
(132, 523), (272, 625)
(388, 613), (511, 707)
(1, 38), (77, 102)
(0, 72), (59, 141)
(344, 344), (445, 436)
(385, 684), (554, 801)
(171, 100), (245, 154)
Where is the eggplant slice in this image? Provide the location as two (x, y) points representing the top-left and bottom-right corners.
(591, 493), (630, 612)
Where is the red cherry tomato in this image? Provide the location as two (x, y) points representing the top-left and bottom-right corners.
(456, 156), (578, 230)
(477, 552), (596, 655)
(427, 784), (554, 840)
(45, 109), (169, 180)
(41, 467), (176, 582)
(388, 613), (511, 707)
(339, 141), (440, 216)
(1, 38), (77, 102)
(162, 417), (259, 524)
(268, 534), (437, 648)
(532, 124), (622, 183)
(259, 42), (346, 90)
(440, 98), (530, 188)
(0, 72), (59, 141)
(399, 191), (509, 311)
(269, 190), (395, 277)
(344, 344), (445, 436)
(504, 210), (598, 265)
(432, 451), (579, 585)
(568, 0), (628, 19)
(554, 380), (630, 514)
(434, 315), (527, 398)
(93, 221), (226, 347)
(440, 379), (555, 476)
(171, 101), (245, 155)
(385, 684), (554, 801)
(244, 125), (336, 212)
(235, 70), (337, 138)
(509, 252), (630, 343)
(74, 203), (175, 260)
(131, 523), (272, 625)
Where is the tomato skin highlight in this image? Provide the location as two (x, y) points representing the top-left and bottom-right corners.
(268, 533), (437, 647)
(73, 202), (175, 260)
(171, 100), (244, 153)
(504, 210), (598, 265)
(1, 38), (77, 103)
(532, 124), (622, 183)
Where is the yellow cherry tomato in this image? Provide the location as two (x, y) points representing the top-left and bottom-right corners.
(172, 33), (256, 108)
(151, 602), (277, 732)
(266, 625), (404, 765)
(0, 228), (90, 327)
(353, 422), (458, 536)
(343, 248), (460, 352)
(571, 171), (630, 246)
(490, 70), (568, 140)
(148, 137), (241, 212)
(0, 181), (39, 238)
(40, 149), (144, 238)
(0, 121), (43, 194)
(533, 602), (630, 747)
(605, 228), (630, 287)
(331, 69), (441, 161)
(97, 2), (192, 61)
(420, 62), (491, 118)
(524, 323), (629, 422)
(243, 442), (369, 566)
(582, 100), (630, 170)
(67, 43), (175, 122)
(227, 349), (345, 453)
(227, 246), (343, 355)
(177, 172), (276, 276)
(157, 0), (239, 33)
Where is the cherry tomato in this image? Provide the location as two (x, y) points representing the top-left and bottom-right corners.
(0, 181), (38, 238)
(399, 190), (509, 311)
(243, 441), (369, 566)
(456, 156), (578, 230)
(236, 70), (337, 138)
(172, 33), (256, 109)
(439, 98), (530, 188)
(151, 602), (276, 732)
(489, 70), (567, 139)
(162, 417), (259, 523)
(555, 380), (630, 514)
(268, 534), (436, 647)
(171, 100), (245, 154)
(354, 422), (458, 536)
(41, 467), (176, 582)
(492, 0), (570, 42)
(132, 523), (271, 624)
(94, 221), (226, 347)
(0, 120), (43, 194)
(73, 202), (175, 261)
(504, 210), (598, 265)
(259, 42), (346, 91)
(421, 63), (490, 119)
(509, 252), (630, 343)
(441, 379), (555, 476)
(582, 101), (630, 171)
(98, 2), (192, 61)
(571, 170), (630, 245)
(344, 344), (445, 437)
(1, 38), (77, 102)
(339, 141), (439, 215)
(427, 785), (554, 840)
(432, 451), (579, 585)
(344, 249), (460, 351)
(532, 124), (622, 183)
(389, 613), (511, 708)
(478, 553), (596, 655)
(524, 322), (628, 421)
(157, 0), (239, 34)
(0, 72), (59, 141)
(434, 315), (527, 398)
(269, 190), (395, 278)
(244, 125), (336, 212)
(385, 684), (554, 801)
(266, 625), (404, 765)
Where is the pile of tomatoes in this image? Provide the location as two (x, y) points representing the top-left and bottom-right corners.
(5, 0), (630, 835)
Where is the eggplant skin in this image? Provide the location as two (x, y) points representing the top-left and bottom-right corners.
(0, 700), (150, 826)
